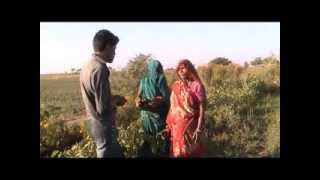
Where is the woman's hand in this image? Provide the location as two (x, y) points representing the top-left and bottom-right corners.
(148, 96), (163, 108)
(135, 97), (141, 108)
(162, 127), (170, 138)
(154, 96), (163, 102)
(192, 128), (202, 144)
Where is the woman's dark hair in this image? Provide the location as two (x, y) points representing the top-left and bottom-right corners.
(176, 59), (202, 83)
(177, 59), (206, 104)
(93, 29), (119, 51)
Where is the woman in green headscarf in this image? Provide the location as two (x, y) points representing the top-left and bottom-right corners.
(135, 58), (170, 157)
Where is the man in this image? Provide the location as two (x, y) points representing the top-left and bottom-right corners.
(80, 29), (126, 158)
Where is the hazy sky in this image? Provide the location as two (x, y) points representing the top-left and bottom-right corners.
(40, 22), (280, 74)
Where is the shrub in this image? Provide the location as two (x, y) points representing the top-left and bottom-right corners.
(40, 120), (83, 157)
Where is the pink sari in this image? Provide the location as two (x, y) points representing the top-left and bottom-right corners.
(166, 80), (207, 157)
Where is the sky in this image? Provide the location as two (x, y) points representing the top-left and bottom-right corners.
(40, 22), (280, 74)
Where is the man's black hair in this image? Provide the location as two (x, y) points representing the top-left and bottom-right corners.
(93, 29), (119, 51)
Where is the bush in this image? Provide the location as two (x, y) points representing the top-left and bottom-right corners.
(203, 68), (279, 157)
(198, 63), (244, 88)
(51, 135), (96, 158)
(117, 118), (168, 158)
(49, 121), (97, 158)
(40, 119), (83, 157)
(264, 100), (280, 157)
(117, 119), (145, 157)
(115, 96), (140, 128)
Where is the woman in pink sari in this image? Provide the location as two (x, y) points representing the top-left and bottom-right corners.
(166, 59), (207, 157)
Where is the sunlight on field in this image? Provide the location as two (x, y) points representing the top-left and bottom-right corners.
(40, 74), (80, 80)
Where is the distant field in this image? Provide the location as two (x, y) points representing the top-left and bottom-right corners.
(40, 74), (85, 123)
(40, 74), (80, 80)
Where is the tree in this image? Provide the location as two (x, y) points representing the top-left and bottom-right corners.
(244, 62), (249, 68)
(76, 68), (81, 74)
(251, 56), (280, 66)
(209, 57), (232, 65)
(70, 68), (76, 74)
(250, 57), (263, 66)
(263, 55), (280, 65)
(125, 53), (149, 80)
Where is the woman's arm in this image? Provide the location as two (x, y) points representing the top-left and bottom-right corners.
(135, 88), (142, 108)
(193, 82), (207, 143)
(196, 83), (206, 131)
(197, 102), (205, 131)
(192, 102), (205, 144)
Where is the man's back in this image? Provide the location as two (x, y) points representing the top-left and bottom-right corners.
(80, 55), (114, 124)
(80, 29), (124, 158)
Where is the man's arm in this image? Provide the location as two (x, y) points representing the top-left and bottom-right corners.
(93, 67), (113, 121)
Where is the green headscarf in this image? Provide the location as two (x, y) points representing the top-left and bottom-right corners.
(139, 58), (170, 136)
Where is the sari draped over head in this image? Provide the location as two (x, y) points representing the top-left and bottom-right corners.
(139, 58), (170, 136)
(166, 80), (207, 157)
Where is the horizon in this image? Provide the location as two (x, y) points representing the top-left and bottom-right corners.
(39, 54), (279, 75)
(40, 22), (280, 74)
